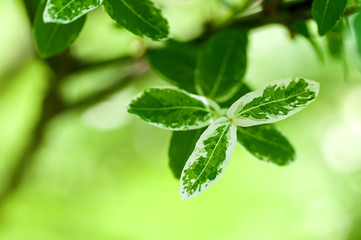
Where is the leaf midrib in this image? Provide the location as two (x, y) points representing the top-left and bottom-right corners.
(235, 90), (309, 118)
(237, 127), (293, 153)
(320, 0), (330, 30)
(189, 123), (230, 192)
(120, 0), (164, 34)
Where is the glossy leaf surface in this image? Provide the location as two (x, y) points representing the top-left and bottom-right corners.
(103, 0), (169, 40)
(126, 87), (219, 130)
(34, 1), (86, 57)
(312, 0), (347, 36)
(196, 30), (248, 102)
(43, 0), (102, 23)
(180, 117), (237, 200)
(227, 77), (320, 127)
(237, 124), (295, 166)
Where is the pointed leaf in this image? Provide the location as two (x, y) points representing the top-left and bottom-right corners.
(169, 128), (205, 179)
(352, 13), (361, 58)
(227, 77), (320, 127)
(126, 87), (219, 130)
(43, 0), (103, 24)
(237, 124), (295, 166)
(147, 41), (199, 93)
(195, 30), (248, 102)
(34, 1), (86, 58)
(180, 117), (237, 200)
(312, 0), (347, 36)
(103, 0), (169, 41)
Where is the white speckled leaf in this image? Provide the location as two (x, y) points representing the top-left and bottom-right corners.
(44, 0), (103, 24)
(227, 77), (320, 127)
(180, 117), (237, 200)
(126, 87), (220, 130)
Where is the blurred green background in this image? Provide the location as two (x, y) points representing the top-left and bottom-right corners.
(1, 0), (361, 239)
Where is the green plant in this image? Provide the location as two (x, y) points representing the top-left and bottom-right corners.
(1, 0), (361, 204)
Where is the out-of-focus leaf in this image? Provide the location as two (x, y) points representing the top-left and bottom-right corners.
(326, 21), (343, 59)
(43, 0), (103, 24)
(219, 83), (251, 108)
(227, 77), (320, 127)
(34, 1), (86, 58)
(126, 87), (219, 130)
(237, 124), (295, 166)
(147, 41), (199, 93)
(169, 128), (205, 179)
(103, 0), (169, 40)
(312, 0), (347, 36)
(180, 117), (236, 200)
(196, 30), (248, 103)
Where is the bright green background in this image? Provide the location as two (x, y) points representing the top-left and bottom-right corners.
(1, 0), (361, 239)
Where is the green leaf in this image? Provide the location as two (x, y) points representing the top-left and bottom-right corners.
(219, 83), (251, 108)
(227, 77), (320, 127)
(103, 0), (169, 41)
(312, 0), (347, 36)
(237, 124), (295, 166)
(34, 1), (86, 58)
(352, 13), (361, 57)
(126, 87), (219, 130)
(326, 22), (343, 59)
(43, 0), (102, 24)
(180, 117), (237, 200)
(169, 128), (205, 179)
(195, 30), (248, 103)
(147, 41), (199, 93)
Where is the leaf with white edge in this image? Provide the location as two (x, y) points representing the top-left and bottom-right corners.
(237, 124), (295, 166)
(43, 0), (103, 24)
(34, 1), (86, 58)
(126, 87), (219, 130)
(169, 128), (205, 179)
(312, 0), (347, 36)
(227, 77), (320, 127)
(148, 41), (199, 93)
(180, 117), (237, 200)
(103, 0), (169, 41)
(196, 30), (248, 103)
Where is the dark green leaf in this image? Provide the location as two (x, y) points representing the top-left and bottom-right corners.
(196, 30), (248, 103)
(43, 0), (103, 24)
(352, 12), (361, 57)
(237, 124), (295, 166)
(147, 41), (199, 93)
(169, 128), (205, 179)
(219, 83), (251, 108)
(326, 21), (343, 59)
(312, 0), (347, 36)
(227, 77), (320, 127)
(180, 117), (237, 200)
(126, 87), (219, 130)
(103, 0), (169, 40)
(34, 1), (86, 58)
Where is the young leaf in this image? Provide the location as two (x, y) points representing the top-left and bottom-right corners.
(34, 1), (86, 58)
(103, 0), (169, 41)
(195, 30), (248, 103)
(227, 77), (320, 127)
(237, 124), (295, 166)
(312, 0), (347, 36)
(126, 87), (219, 130)
(43, 0), (103, 24)
(147, 41), (199, 93)
(169, 128), (205, 179)
(180, 117), (237, 200)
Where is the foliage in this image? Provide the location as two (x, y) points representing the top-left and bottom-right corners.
(3, 0), (361, 202)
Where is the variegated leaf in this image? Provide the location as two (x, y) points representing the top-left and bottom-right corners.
(227, 77), (319, 127)
(126, 87), (220, 130)
(43, 0), (103, 24)
(180, 117), (237, 200)
(237, 124), (295, 166)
